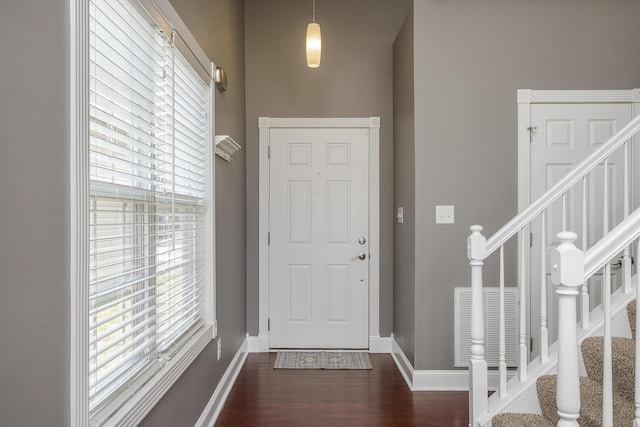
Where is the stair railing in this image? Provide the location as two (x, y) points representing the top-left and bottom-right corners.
(582, 206), (640, 426)
(553, 209), (640, 426)
(468, 113), (640, 427)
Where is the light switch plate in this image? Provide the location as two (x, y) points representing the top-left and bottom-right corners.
(436, 205), (454, 224)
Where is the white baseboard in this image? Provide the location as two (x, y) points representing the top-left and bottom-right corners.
(194, 337), (249, 427)
(369, 335), (392, 353)
(391, 336), (511, 391)
(412, 370), (470, 391)
(247, 333), (269, 352)
(390, 336), (415, 389)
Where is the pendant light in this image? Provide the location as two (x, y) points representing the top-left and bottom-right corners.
(306, 0), (321, 68)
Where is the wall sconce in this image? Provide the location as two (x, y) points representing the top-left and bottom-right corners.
(214, 66), (227, 92)
(306, 0), (321, 68)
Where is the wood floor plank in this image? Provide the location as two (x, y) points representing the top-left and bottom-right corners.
(215, 353), (469, 426)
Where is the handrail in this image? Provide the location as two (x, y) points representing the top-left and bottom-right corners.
(486, 114), (640, 256)
(584, 207), (640, 279)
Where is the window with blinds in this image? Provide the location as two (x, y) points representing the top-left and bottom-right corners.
(88, 0), (209, 410)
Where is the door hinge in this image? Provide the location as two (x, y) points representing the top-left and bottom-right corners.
(268, 232), (271, 245)
(530, 232), (533, 247)
(527, 126), (537, 143)
(268, 145), (271, 159)
(530, 337), (534, 351)
(268, 318), (270, 331)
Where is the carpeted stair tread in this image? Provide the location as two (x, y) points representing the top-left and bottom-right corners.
(536, 374), (634, 427)
(492, 300), (638, 424)
(628, 299), (636, 338)
(581, 336), (635, 402)
(492, 413), (553, 427)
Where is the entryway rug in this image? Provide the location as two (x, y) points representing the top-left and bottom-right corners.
(274, 351), (372, 370)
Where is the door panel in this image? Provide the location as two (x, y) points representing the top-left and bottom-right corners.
(288, 181), (311, 243)
(288, 265), (311, 321)
(327, 265), (350, 322)
(327, 181), (350, 243)
(269, 127), (369, 349)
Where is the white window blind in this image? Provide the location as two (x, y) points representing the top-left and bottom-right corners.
(88, 0), (209, 411)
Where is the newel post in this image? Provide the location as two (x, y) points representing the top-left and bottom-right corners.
(468, 225), (487, 427)
(551, 232), (583, 427)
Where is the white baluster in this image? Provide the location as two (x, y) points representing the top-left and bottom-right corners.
(581, 177), (590, 328)
(603, 158), (609, 236)
(602, 263), (613, 426)
(623, 142), (632, 294)
(562, 193), (568, 232)
(623, 247), (633, 294)
(468, 225), (487, 427)
(519, 229), (528, 381)
(551, 231), (583, 427)
(499, 246), (507, 398)
(540, 212), (548, 363)
(634, 238), (640, 427)
(624, 141), (629, 218)
(602, 158), (613, 426)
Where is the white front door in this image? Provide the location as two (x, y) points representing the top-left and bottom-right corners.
(529, 103), (631, 350)
(269, 127), (370, 349)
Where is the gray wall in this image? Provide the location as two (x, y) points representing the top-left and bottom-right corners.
(392, 7), (416, 365)
(244, 0), (411, 337)
(0, 0), (70, 425)
(0, 0), (246, 425)
(140, 0), (247, 425)
(411, 0), (640, 370)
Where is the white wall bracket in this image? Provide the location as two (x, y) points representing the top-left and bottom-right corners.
(215, 135), (241, 162)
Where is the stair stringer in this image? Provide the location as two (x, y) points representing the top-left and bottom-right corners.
(478, 283), (637, 427)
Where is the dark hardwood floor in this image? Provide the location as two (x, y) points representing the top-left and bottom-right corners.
(215, 353), (469, 427)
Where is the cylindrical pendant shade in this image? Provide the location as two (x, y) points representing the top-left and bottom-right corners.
(306, 22), (321, 68)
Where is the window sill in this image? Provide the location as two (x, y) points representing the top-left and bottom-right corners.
(90, 324), (214, 427)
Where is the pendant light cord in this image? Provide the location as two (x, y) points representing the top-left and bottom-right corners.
(312, 0), (316, 23)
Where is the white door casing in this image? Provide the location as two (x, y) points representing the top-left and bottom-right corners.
(258, 117), (380, 351)
(517, 89), (640, 358)
(269, 128), (369, 348)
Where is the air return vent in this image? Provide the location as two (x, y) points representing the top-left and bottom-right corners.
(454, 287), (518, 368)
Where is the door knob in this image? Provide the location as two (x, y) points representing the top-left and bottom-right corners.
(357, 253), (366, 260)
(612, 256), (635, 268)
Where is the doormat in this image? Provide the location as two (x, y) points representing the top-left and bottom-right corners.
(274, 351), (372, 370)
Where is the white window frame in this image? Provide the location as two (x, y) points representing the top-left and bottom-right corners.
(70, 0), (216, 425)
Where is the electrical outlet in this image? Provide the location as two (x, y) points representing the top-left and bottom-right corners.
(217, 338), (222, 361)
